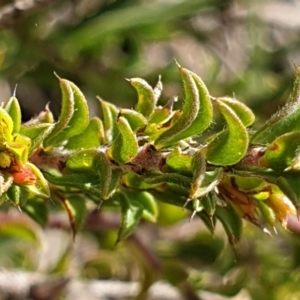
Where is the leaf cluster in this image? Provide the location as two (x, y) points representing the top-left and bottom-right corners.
(1, 63), (300, 247)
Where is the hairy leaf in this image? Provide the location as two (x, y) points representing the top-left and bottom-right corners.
(20, 123), (54, 155)
(20, 163), (50, 198)
(165, 147), (192, 173)
(66, 149), (112, 200)
(65, 117), (104, 150)
(107, 116), (138, 164)
(205, 99), (249, 166)
(154, 66), (199, 148)
(189, 150), (206, 200)
(218, 97), (255, 127)
(190, 169), (223, 199)
(4, 96), (22, 133)
(142, 171), (191, 191)
(44, 78), (89, 149)
(0, 108), (14, 142)
(259, 132), (300, 171)
(162, 70), (213, 146)
(130, 78), (156, 119)
(99, 99), (119, 143)
(119, 109), (148, 132)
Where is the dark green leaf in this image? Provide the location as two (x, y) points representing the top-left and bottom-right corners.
(189, 150), (206, 200)
(215, 205), (243, 246)
(122, 189), (158, 222)
(115, 191), (143, 242)
(23, 197), (49, 228)
(201, 192), (217, 218)
(142, 171), (191, 191)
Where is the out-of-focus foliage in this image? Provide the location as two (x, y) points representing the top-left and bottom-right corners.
(1, 1), (300, 300)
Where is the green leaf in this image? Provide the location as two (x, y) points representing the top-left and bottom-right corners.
(205, 99), (249, 166)
(122, 172), (160, 190)
(65, 117), (104, 150)
(107, 116), (138, 164)
(6, 184), (21, 207)
(66, 149), (112, 200)
(22, 197), (49, 228)
(190, 169), (223, 199)
(119, 109), (148, 132)
(201, 193), (217, 218)
(277, 175), (300, 212)
(60, 195), (87, 239)
(106, 168), (122, 199)
(115, 191), (143, 242)
(46, 167), (113, 204)
(20, 123), (54, 155)
(0, 107), (14, 142)
(234, 175), (267, 193)
(217, 97), (255, 127)
(99, 99), (119, 143)
(44, 77), (89, 150)
(123, 189), (158, 223)
(130, 78), (156, 119)
(20, 163), (50, 198)
(256, 199), (276, 228)
(5, 134), (31, 163)
(154, 66), (200, 148)
(165, 147), (192, 173)
(215, 205), (243, 246)
(252, 67), (300, 143)
(0, 213), (42, 246)
(189, 150), (206, 200)
(162, 70), (213, 146)
(142, 171), (191, 191)
(197, 210), (216, 234)
(4, 96), (22, 133)
(259, 132), (300, 171)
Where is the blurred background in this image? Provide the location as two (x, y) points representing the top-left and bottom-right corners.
(1, 0), (300, 299)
